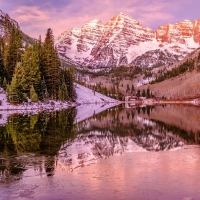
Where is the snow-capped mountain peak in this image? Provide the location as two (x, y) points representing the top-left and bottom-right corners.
(117, 12), (140, 24)
(83, 18), (104, 29)
(55, 13), (200, 69)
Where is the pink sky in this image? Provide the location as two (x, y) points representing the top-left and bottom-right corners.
(1, 0), (200, 39)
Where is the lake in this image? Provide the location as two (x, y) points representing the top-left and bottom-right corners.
(0, 104), (200, 200)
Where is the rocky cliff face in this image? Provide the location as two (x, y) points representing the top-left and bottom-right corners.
(131, 49), (181, 68)
(194, 19), (200, 43)
(0, 9), (19, 36)
(56, 13), (200, 69)
(0, 9), (35, 44)
(87, 13), (155, 67)
(156, 20), (194, 44)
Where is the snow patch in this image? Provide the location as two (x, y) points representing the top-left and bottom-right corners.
(75, 83), (119, 104)
(0, 84), (120, 125)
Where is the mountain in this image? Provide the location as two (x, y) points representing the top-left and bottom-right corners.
(0, 10), (19, 35)
(55, 13), (200, 69)
(0, 9), (35, 44)
(57, 108), (188, 172)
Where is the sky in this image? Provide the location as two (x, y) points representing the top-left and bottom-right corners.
(1, 0), (200, 39)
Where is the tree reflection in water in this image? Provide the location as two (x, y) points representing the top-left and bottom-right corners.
(0, 108), (77, 182)
(0, 104), (200, 182)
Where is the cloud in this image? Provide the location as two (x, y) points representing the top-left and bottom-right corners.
(11, 6), (48, 22)
(134, 1), (174, 28)
(7, 0), (200, 39)
(10, 6), (50, 39)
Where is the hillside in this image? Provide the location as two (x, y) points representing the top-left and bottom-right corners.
(139, 49), (200, 99)
(75, 83), (118, 103)
(75, 83), (119, 122)
(140, 69), (200, 99)
(0, 83), (119, 125)
(1, 8), (200, 101)
(0, 9), (36, 44)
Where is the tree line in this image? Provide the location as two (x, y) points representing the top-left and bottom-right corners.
(0, 17), (76, 104)
(150, 59), (195, 84)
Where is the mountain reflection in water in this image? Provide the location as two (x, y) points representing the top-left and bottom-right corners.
(0, 104), (200, 182)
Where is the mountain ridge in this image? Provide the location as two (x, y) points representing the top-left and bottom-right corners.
(55, 13), (200, 69)
(0, 9), (36, 44)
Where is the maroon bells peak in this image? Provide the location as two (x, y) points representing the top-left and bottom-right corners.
(55, 13), (200, 68)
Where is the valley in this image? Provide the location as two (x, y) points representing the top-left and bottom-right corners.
(1, 3), (200, 200)
(1, 9), (200, 102)
(54, 12), (200, 101)
(76, 48), (200, 100)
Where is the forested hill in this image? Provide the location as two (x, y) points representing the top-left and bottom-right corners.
(0, 9), (36, 44)
(0, 13), (76, 105)
(149, 49), (200, 85)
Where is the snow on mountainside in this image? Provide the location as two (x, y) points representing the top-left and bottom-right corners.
(58, 134), (146, 172)
(0, 9), (19, 37)
(75, 83), (119, 122)
(0, 84), (119, 125)
(0, 9), (35, 44)
(57, 111), (185, 172)
(75, 83), (118, 104)
(55, 13), (200, 69)
(0, 83), (118, 111)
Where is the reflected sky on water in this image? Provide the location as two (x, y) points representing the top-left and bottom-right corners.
(0, 104), (200, 199)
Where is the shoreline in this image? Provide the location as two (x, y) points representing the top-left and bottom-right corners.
(0, 83), (120, 111)
(0, 101), (120, 111)
(0, 101), (121, 126)
(1, 99), (200, 111)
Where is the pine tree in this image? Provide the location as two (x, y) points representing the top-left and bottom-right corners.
(126, 84), (130, 93)
(30, 85), (39, 102)
(131, 84), (135, 94)
(111, 86), (116, 98)
(7, 76), (21, 104)
(147, 88), (150, 98)
(58, 81), (69, 102)
(0, 37), (6, 85)
(21, 44), (41, 96)
(3, 27), (23, 83)
(2, 77), (7, 90)
(142, 89), (146, 97)
(7, 62), (25, 104)
(58, 86), (63, 102)
(41, 28), (60, 100)
(62, 82), (69, 101)
(40, 76), (49, 103)
(136, 89), (141, 97)
(37, 35), (42, 62)
(62, 67), (76, 101)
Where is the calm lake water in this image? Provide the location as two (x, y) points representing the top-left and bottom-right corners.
(0, 104), (200, 200)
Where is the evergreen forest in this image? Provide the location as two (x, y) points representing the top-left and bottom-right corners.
(0, 16), (76, 105)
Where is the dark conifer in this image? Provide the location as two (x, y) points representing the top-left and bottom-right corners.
(136, 89), (141, 97)
(41, 28), (60, 100)
(30, 85), (39, 102)
(147, 88), (150, 98)
(2, 77), (7, 90)
(131, 84), (135, 94)
(0, 37), (6, 85)
(40, 76), (49, 102)
(21, 44), (41, 96)
(7, 62), (24, 104)
(3, 27), (23, 83)
(142, 89), (146, 97)
(62, 67), (76, 101)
